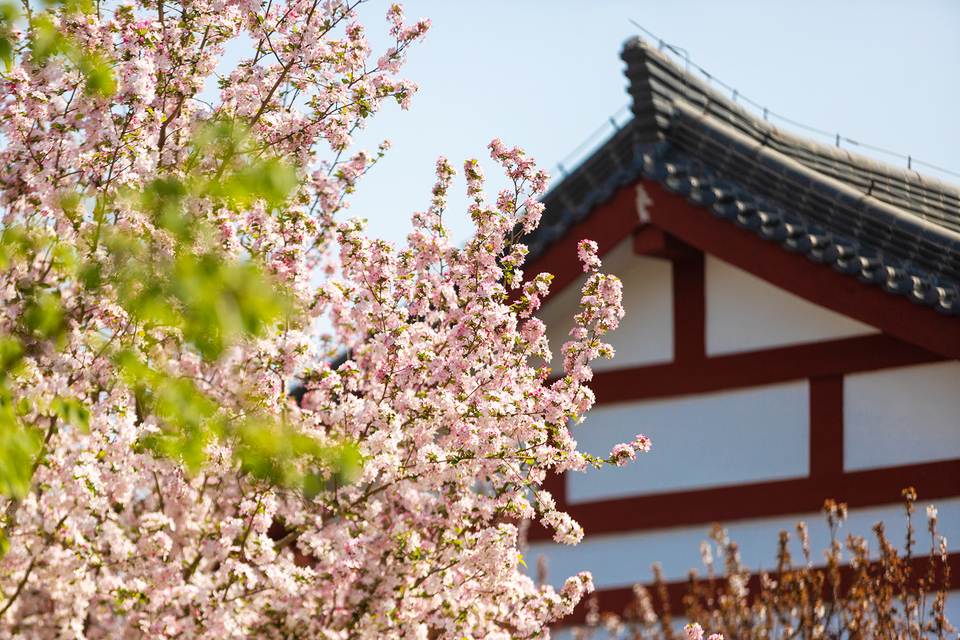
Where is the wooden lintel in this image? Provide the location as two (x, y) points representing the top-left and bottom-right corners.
(633, 225), (700, 261)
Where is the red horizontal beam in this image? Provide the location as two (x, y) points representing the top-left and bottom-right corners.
(590, 333), (945, 405)
(529, 459), (960, 540)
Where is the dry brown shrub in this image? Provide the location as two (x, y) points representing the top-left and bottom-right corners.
(584, 490), (955, 640)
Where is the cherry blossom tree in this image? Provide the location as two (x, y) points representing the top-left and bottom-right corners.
(0, 0), (634, 637)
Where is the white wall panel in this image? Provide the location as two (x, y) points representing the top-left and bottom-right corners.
(567, 381), (809, 503)
(845, 361), (960, 471)
(537, 238), (673, 374)
(705, 256), (877, 355)
(526, 499), (960, 590)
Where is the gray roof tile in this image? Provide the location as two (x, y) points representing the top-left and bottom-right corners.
(523, 36), (960, 316)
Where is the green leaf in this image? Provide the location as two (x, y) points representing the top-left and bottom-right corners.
(141, 177), (188, 236)
(22, 290), (65, 341)
(0, 35), (12, 72)
(213, 158), (298, 209)
(56, 0), (95, 15)
(52, 397), (90, 431)
(30, 13), (67, 63)
(136, 375), (223, 471)
(0, 338), (23, 374)
(0, 530), (9, 558)
(81, 52), (115, 96)
(335, 441), (363, 484)
(0, 1), (19, 23)
(0, 415), (41, 499)
(79, 261), (102, 290)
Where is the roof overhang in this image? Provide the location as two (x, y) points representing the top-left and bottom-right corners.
(521, 35), (960, 360)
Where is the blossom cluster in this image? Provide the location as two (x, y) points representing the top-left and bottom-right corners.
(0, 0), (636, 637)
(608, 435), (651, 467)
(685, 622), (724, 640)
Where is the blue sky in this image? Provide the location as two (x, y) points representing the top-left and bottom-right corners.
(343, 0), (960, 246)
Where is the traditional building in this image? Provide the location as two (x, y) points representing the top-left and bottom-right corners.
(523, 36), (960, 621)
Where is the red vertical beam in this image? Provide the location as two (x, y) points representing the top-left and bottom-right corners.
(672, 254), (705, 362)
(809, 376), (845, 478)
(542, 469), (568, 510)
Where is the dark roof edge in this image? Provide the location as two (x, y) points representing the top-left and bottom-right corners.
(671, 100), (960, 250)
(525, 121), (641, 262)
(620, 36), (960, 202)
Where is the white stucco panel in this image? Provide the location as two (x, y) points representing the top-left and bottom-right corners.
(705, 255), (877, 356)
(537, 237), (673, 373)
(567, 381), (809, 503)
(845, 361), (960, 471)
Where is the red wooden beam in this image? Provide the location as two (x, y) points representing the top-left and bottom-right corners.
(589, 333), (944, 405)
(632, 225), (700, 261)
(809, 376), (844, 479)
(528, 458), (960, 540)
(672, 253), (705, 362)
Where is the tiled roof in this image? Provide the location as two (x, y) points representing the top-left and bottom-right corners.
(525, 36), (960, 315)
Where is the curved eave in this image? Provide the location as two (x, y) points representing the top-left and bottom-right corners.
(521, 119), (960, 360)
(620, 36), (960, 228)
(655, 101), (960, 314)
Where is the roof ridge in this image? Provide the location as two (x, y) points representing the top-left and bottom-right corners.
(620, 36), (960, 209)
(670, 100), (960, 247)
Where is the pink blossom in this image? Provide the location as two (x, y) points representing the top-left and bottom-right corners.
(686, 623), (704, 640)
(609, 443), (636, 466)
(633, 434), (652, 452)
(0, 0), (630, 636)
(685, 622), (724, 640)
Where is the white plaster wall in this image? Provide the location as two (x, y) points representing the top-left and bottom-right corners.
(705, 256), (877, 356)
(567, 381), (809, 503)
(526, 498), (960, 590)
(845, 361), (960, 471)
(536, 238), (673, 374)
